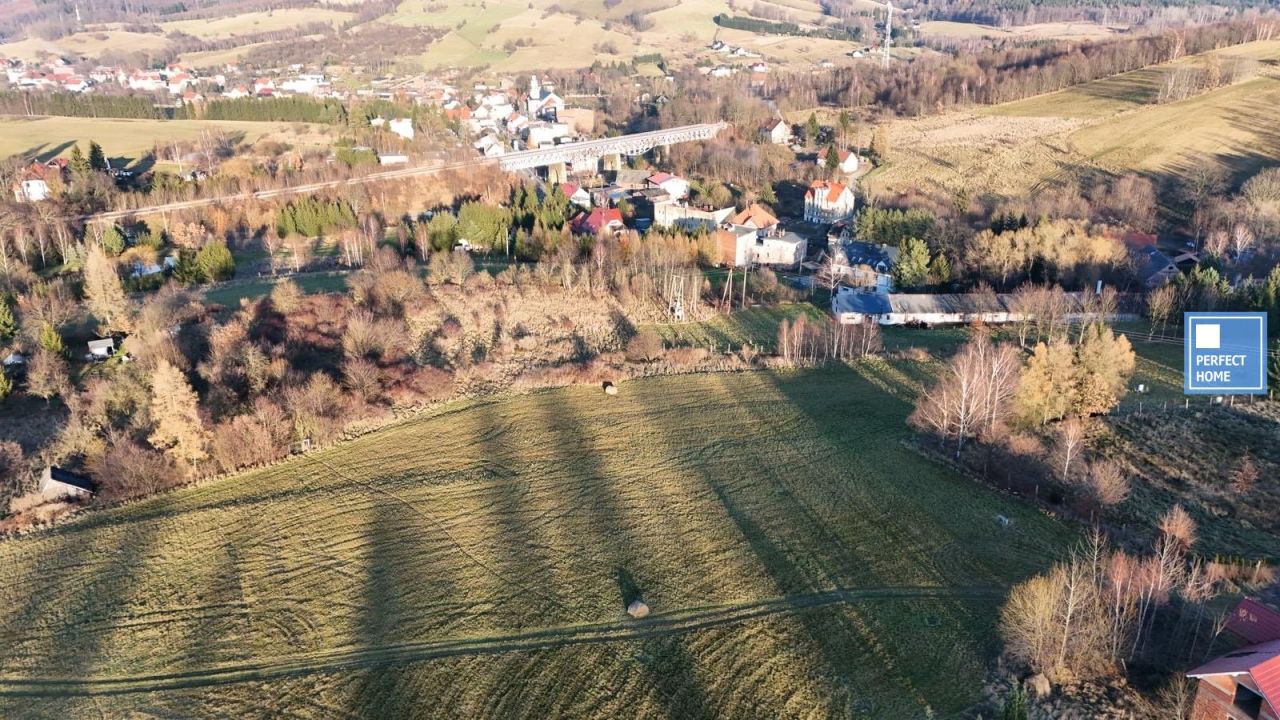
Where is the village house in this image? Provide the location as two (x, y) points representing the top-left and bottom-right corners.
(727, 203), (779, 232)
(39, 466), (94, 502)
(559, 183), (592, 209)
(613, 168), (651, 190)
(1121, 232), (1179, 288)
(647, 172), (690, 200)
(10, 158), (65, 203)
(573, 207), (625, 236)
(759, 118), (791, 145)
(817, 147), (860, 174)
(804, 180), (857, 223)
(716, 225), (807, 268)
(834, 240), (899, 292)
(524, 121), (572, 148)
(372, 117), (415, 141)
(652, 201), (734, 232)
(1187, 598), (1280, 720)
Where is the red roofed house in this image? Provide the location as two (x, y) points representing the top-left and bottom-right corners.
(647, 172), (689, 200)
(804, 180), (856, 224)
(558, 182), (591, 209)
(1188, 598), (1280, 719)
(817, 146), (860, 174)
(11, 158), (66, 203)
(573, 207), (624, 236)
(727, 203), (779, 232)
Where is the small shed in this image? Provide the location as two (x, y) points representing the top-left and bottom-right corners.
(87, 338), (115, 359)
(39, 466), (95, 501)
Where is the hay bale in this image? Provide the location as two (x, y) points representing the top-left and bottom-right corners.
(626, 599), (649, 618)
(603, 381), (618, 395)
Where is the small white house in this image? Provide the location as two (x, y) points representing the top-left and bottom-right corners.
(817, 147), (860, 174)
(759, 118), (790, 145)
(754, 231), (807, 267)
(559, 183), (592, 209)
(12, 179), (50, 203)
(647, 172), (690, 201)
(388, 117), (415, 141)
(87, 338), (115, 360)
(525, 121), (572, 148)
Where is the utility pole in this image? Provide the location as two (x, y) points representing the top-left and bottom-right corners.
(883, 1), (893, 69)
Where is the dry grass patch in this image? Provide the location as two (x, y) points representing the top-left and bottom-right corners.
(161, 8), (354, 39)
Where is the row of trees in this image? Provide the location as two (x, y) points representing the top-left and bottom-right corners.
(1002, 516), (1221, 687)
(910, 318), (1136, 454)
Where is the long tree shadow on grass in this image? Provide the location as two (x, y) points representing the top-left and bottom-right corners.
(0, 495), (169, 716)
(755, 365), (1074, 708)
(526, 388), (718, 719)
(609, 370), (938, 716)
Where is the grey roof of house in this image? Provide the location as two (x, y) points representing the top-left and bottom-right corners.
(887, 293), (1009, 315)
(87, 338), (115, 351)
(834, 290), (892, 315)
(1132, 246), (1177, 281)
(843, 241), (898, 270)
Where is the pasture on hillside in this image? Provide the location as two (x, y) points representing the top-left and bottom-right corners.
(868, 39), (1280, 202)
(0, 116), (333, 169)
(0, 369), (1072, 718)
(159, 8), (355, 39)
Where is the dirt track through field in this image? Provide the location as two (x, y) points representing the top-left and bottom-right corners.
(0, 585), (1002, 697)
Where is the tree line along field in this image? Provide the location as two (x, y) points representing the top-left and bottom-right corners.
(867, 38), (1280, 204)
(0, 368), (1074, 718)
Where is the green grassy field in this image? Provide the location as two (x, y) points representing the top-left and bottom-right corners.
(204, 273), (352, 307)
(0, 369), (1072, 718)
(0, 116), (330, 167)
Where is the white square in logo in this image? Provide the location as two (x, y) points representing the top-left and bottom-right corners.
(1195, 323), (1221, 350)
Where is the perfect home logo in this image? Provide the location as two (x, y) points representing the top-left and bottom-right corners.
(1183, 312), (1268, 395)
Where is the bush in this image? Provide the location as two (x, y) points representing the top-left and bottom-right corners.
(196, 240), (236, 282)
(625, 330), (664, 363)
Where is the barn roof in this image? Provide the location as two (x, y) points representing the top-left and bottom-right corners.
(888, 293), (1008, 315)
(1227, 598), (1280, 645)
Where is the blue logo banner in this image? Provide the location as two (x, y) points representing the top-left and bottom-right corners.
(1183, 312), (1268, 395)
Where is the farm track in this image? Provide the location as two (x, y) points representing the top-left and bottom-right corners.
(0, 585), (1002, 697)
